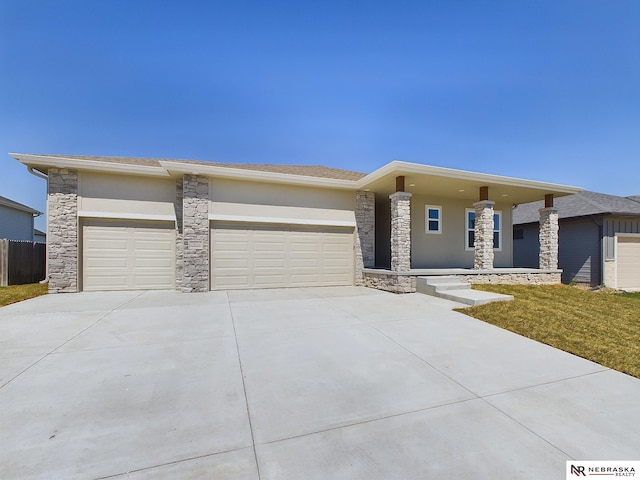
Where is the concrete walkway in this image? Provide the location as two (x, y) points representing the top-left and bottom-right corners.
(1, 287), (638, 479)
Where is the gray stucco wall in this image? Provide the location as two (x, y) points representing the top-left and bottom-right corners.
(410, 195), (513, 268)
(0, 205), (34, 241)
(375, 194), (513, 269)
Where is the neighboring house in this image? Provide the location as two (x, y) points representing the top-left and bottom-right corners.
(0, 195), (42, 241)
(513, 191), (640, 291)
(12, 153), (582, 294)
(34, 229), (47, 243)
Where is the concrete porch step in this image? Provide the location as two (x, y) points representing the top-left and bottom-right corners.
(416, 276), (514, 306)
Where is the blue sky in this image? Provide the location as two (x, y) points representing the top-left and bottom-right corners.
(1, 0), (638, 231)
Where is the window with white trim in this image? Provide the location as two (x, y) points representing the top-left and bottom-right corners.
(465, 209), (502, 251)
(425, 205), (442, 234)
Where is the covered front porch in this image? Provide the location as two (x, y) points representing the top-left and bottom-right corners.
(353, 161), (580, 293)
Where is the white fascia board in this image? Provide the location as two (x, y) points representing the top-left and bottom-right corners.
(209, 213), (356, 227)
(159, 161), (358, 190)
(78, 211), (175, 221)
(356, 160), (583, 194)
(10, 154), (171, 177)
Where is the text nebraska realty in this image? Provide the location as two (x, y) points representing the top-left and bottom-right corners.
(572, 464), (636, 477)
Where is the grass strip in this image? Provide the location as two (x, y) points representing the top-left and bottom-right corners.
(456, 284), (640, 378)
(0, 283), (48, 307)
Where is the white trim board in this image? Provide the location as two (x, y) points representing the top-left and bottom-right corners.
(209, 213), (356, 227)
(78, 211), (176, 221)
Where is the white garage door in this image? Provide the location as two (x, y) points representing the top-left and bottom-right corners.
(617, 236), (640, 291)
(211, 223), (354, 289)
(83, 220), (175, 291)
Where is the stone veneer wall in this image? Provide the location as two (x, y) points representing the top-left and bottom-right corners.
(181, 175), (209, 292)
(362, 272), (416, 293)
(174, 178), (184, 289)
(354, 191), (375, 286)
(362, 270), (561, 293)
(457, 272), (561, 285)
(390, 192), (412, 272)
(473, 200), (495, 270)
(47, 168), (79, 293)
(539, 207), (559, 270)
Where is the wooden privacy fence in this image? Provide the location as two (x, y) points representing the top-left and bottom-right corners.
(0, 239), (46, 286)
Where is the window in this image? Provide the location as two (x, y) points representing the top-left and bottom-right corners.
(465, 209), (502, 251)
(425, 205), (442, 234)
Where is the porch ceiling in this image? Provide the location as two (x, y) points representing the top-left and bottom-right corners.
(359, 162), (582, 205)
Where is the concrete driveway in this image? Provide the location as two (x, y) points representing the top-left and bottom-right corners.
(1, 287), (639, 479)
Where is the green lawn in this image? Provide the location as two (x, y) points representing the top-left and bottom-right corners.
(622, 291), (640, 301)
(0, 283), (48, 307)
(456, 284), (640, 378)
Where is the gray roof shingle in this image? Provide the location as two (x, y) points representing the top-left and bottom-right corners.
(35, 154), (366, 181)
(513, 191), (640, 225)
(0, 195), (41, 215)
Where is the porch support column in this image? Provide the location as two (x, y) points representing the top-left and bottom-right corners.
(355, 191), (375, 285)
(473, 200), (495, 270)
(181, 174), (210, 292)
(390, 191), (412, 272)
(539, 206), (559, 270)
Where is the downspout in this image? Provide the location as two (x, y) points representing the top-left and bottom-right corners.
(26, 166), (49, 284)
(589, 215), (604, 287)
(28, 166), (48, 180)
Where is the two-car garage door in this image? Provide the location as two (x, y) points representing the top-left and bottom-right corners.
(211, 223), (354, 290)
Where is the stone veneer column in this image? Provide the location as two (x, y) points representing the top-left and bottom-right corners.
(390, 192), (412, 272)
(354, 191), (375, 285)
(181, 175), (210, 292)
(539, 207), (559, 270)
(174, 178), (184, 290)
(47, 168), (78, 292)
(473, 200), (495, 270)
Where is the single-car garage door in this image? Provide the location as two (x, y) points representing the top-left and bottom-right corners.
(82, 220), (176, 291)
(617, 236), (640, 291)
(211, 223), (354, 289)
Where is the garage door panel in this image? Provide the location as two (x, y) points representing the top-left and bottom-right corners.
(254, 274), (287, 284)
(211, 224), (353, 290)
(135, 241), (173, 251)
(134, 257), (174, 269)
(134, 274), (175, 289)
(215, 275), (251, 287)
(255, 244), (286, 253)
(83, 221), (175, 291)
(254, 259), (287, 268)
(290, 258), (320, 268)
(86, 275), (130, 289)
(215, 258), (250, 269)
(84, 258), (129, 269)
(87, 238), (130, 250)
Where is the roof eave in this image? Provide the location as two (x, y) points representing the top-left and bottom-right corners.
(356, 160), (583, 194)
(11, 153), (171, 177)
(0, 197), (42, 215)
(10, 154), (359, 189)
